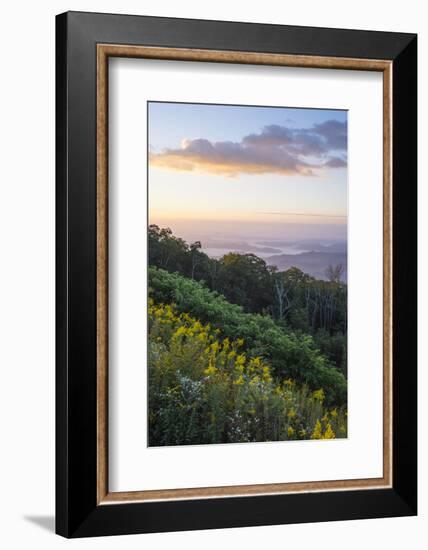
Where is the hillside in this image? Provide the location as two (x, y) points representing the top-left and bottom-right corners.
(148, 298), (347, 445)
(149, 266), (347, 406)
(147, 225), (348, 446)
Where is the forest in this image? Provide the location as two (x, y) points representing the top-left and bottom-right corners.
(148, 224), (348, 446)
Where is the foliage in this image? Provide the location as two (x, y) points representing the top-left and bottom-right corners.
(149, 267), (347, 406)
(215, 252), (273, 313)
(314, 329), (347, 375)
(148, 300), (347, 446)
(148, 225), (347, 370)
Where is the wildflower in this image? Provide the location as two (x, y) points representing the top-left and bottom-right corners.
(323, 423), (336, 439)
(287, 408), (296, 419)
(287, 426), (295, 437)
(312, 388), (325, 402)
(210, 341), (219, 353)
(193, 320), (202, 331)
(172, 325), (187, 339)
(262, 366), (271, 382)
(204, 364), (217, 376)
(236, 354), (246, 366)
(311, 420), (323, 439)
(234, 375), (244, 385)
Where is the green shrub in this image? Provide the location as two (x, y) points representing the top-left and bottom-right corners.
(149, 267), (347, 406)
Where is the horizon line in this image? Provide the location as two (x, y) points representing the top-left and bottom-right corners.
(257, 211), (347, 219)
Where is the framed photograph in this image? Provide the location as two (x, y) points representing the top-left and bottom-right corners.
(56, 11), (417, 537)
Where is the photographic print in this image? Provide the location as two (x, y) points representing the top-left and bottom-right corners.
(148, 101), (348, 447)
(57, 14), (417, 536)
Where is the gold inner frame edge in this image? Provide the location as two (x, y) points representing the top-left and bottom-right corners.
(96, 44), (393, 505)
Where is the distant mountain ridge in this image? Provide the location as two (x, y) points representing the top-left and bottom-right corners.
(258, 239), (347, 254)
(266, 250), (347, 281)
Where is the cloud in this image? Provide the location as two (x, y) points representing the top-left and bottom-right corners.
(150, 119), (347, 177)
(324, 156), (347, 168)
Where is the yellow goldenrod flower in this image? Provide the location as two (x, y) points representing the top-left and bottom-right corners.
(234, 375), (244, 385)
(235, 354), (246, 367)
(311, 420), (323, 439)
(211, 341), (219, 353)
(172, 326), (186, 338)
(323, 423), (336, 439)
(204, 364), (217, 376)
(312, 388), (325, 402)
(262, 366), (271, 382)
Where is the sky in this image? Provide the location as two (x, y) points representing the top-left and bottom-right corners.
(148, 102), (348, 246)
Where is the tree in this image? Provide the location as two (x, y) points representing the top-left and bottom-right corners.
(189, 241), (202, 279)
(273, 271), (293, 320)
(273, 267), (313, 322)
(325, 263), (345, 283)
(148, 224), (189, 272)
(217, 253), (272, 313)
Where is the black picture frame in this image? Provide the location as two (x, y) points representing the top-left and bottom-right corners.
(56, 11), (417, 538)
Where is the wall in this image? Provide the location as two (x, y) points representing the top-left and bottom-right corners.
(0, 1), (424, 548)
